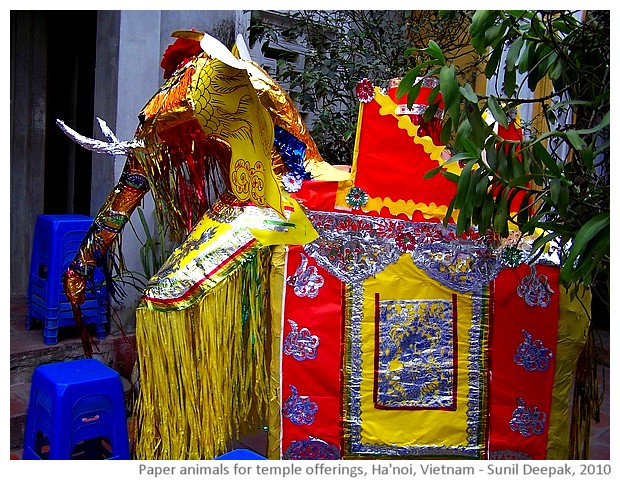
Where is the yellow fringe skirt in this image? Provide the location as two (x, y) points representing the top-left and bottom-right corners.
(133, 248), (270, 460)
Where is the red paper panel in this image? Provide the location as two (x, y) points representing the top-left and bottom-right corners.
(488, 264), (560, 459)
(280, 245), (344, 457)
(353, 100), (456, 209)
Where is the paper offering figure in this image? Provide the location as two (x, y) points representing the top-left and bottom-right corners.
(59, 30), (593, 460)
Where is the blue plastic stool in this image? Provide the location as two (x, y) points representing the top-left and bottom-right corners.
(27, 214), (108, 344)
(215, 448), (266, 460)
(22, 359), (130, 460)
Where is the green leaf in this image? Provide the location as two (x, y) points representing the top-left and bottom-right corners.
(503, 68), (517, 97)
(542, 51), (558, 77)
(505, 36), (524, 71)
(536, 222), (573, 235)
(444, 196), (457, 226)
(487, 95), (509, 129)
(423, 101), (440, 123)
(485, 46), (504, 78)
(464, 99), (487, 146)
(455, 159), (476, 207)
(454, 119), (472, 150)
(440, 170), (461, 183)
(470, 10), (492, 37)
(396, 67), (423, 102)
(440, 64), (460, 122)
(508, 174), (537, 187)
(462, 171), (478, 219)
(549, 57), (564, 80)
(512, 148), (525, 178)
(424, 40), (446, 65)
(471, 11), (499, 53)
(600, 111), (610, 128)
(516, 191), (535, 225)
(493, 189), (509, 235)
(406, 81), (423, 109)
(582, 146), (594, 169)
(565, 130), (586, 152)
(560, 212), (610, 284)
(552, 16), (578, 34)
(574, 112), (609, 134)
(423, 165), (443, 179)
(550, 177), (561, 204)
(443, 152), (475, 165)
(440, 118), (454, 145)
(574, 232), (610, 288)
(459, 84), (479, 103)
(532, 141), (561, 176)
(530, 231), (561, 258)
(485, 24), (505, 47)
(527, 44), (553, 91)
(484, 141), (498, 170)
(547, 99), (593, 112)
(480, 194), (495, 231)
(521, 211), (546, 234)
(461, 137), (481, 160)
(497, 143), (513, 178)
(427, 85), (440, 105)
(456, 202), (471, 234)
(518, 40), (536, 74)
(474, 171), (491, 207)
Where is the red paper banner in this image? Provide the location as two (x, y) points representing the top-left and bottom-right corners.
(353, 99), (456, 210)
(488, 264), (560, 459)
(280, 245), (344, 458)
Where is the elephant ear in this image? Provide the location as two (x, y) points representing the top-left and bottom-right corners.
(232, 34), (252, 61)
(164, 30), (247, 78)
(199, 31), (246, 70)
(170, 29), (205, 42)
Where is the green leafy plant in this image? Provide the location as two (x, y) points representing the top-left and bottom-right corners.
(249, 10), (477, 165)
(398, 10), (609, 299)
(120, 207), (177, 293)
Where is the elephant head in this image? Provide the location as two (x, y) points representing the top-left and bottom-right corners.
(58, 30), (348, 356)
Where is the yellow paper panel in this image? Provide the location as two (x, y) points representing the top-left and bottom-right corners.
(359, 254), (473, 449)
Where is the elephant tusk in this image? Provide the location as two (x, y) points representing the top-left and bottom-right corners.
(96, 117), (119, 143)
(56, 118), (143, 155)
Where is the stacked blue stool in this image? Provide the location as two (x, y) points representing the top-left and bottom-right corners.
(215, 448), (266, 460)
(27, 214), (108, 344)
(23, 358), (130, 460)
